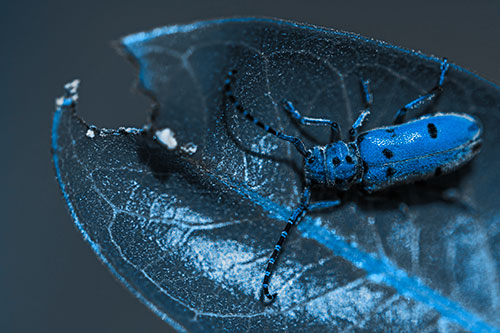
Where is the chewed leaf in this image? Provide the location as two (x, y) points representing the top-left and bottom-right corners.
(53, 18), (500, 331)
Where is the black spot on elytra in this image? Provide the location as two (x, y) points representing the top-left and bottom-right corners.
(472, 141), (482, 154)
(468, 123), (479, 132)
(345, 155), (353, 163)
(332, 157), (341, 166)
(434, 167), (442, 176)
(427, 123), (438, 138)
(382, 148), (394, 159)
(386, 167), (395, 178)
(385, 128), (397, 138)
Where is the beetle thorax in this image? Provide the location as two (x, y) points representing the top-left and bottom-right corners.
(304, 142), (362, 190)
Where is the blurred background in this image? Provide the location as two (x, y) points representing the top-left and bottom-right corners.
(2, 0), (499, 332)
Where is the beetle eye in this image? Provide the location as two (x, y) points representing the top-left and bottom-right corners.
(308, 157), (315, 163)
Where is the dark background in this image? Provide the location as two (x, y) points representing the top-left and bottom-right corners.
(2, 0), (499, 332)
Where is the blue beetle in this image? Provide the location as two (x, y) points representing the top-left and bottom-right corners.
(223, 58), (482, 304)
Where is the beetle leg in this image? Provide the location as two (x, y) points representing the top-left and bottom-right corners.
(282, 100), (342, 142)
(393, 58), (450, 124)
(349, 78), (372, 139)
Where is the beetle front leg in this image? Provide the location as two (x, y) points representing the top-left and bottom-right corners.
(349, 78), (372, 140)
(282, 100), (341, 142)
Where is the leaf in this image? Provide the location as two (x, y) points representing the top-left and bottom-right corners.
(53, 18), (500, 331)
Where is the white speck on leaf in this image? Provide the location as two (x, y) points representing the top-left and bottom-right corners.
(55, 96), (65, 107)
(55, 79), (80, 107)
(156, 128), (178, 149)
(64, 79), (80, 95)
(86, 129), (95, 138)
(180, 142), (198, 155)
(56, 79), (80, 107)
